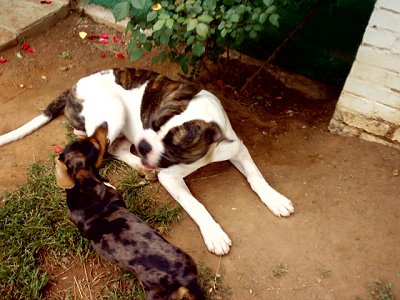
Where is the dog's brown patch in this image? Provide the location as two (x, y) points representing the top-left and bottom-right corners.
(113, 68), (158, 90)
(158, 120), (227, 168)
(140, 76), (202, 131)
(64, 87), (85, 131)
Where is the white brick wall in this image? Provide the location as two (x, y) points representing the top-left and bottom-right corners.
(329, 0), (400, 150)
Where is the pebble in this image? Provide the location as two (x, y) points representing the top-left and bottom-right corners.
(393, 169), (399, 176)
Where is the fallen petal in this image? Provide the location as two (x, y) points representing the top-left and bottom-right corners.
(116, 52), (124, 59)
(54, 146), (63, 153)
(151, 3), (162, 10)
(100, 33), (109, 39)
(87, 35), (100, 40)
(100, 53), (107, 58)
(0, 58), (7, 63)
(113, 36), (121, 43)
(99, 38), (108, 44)
(26, 48), (35, 53)
(21, 42), (30, 50)
(79, 31), (88, 39)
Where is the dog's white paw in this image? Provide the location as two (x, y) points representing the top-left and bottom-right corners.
(200, 223), (232, 255)
(262, 190), (294, 217)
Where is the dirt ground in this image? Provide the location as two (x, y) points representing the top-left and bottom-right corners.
(1, 12), (399, 299)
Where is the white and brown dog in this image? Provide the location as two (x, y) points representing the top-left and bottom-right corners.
(0, 68), (294, 255)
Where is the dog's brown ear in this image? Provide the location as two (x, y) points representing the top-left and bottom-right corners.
(90, 122), (108, 169)
(54, 158), (75, 189)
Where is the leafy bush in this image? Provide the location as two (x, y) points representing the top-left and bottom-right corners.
(110, 0), (280, 74)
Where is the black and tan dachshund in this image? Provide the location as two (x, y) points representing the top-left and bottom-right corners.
(55, 122), (205, 300)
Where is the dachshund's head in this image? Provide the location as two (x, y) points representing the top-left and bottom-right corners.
(55, 122), (108, 189)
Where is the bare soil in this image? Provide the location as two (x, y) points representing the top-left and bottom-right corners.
(1, 12), (399, 299)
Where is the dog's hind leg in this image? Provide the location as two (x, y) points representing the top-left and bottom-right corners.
(157, 171), (232, 255)
(229, 140), (294, 217)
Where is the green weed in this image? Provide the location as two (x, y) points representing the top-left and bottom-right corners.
(369, 279), (394, 300)
(272, 263), (289, 278)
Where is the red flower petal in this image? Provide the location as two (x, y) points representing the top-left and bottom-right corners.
(40, 0), (52, 4)
(99, 38), (108, 44)
(116, 52), (124, 59)
(100, 53), (107, 58)
(100, 33), (109, 39)
(26, 48), (35, 53)
(0, 58), (7, 64)
(21, 42), (30, 50)
(113, 36), (121, 43)
(87, 35), (100, 40)
(54, 146), (63, 153)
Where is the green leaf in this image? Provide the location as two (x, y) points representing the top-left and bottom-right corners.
(159, 31), (170, 45)
(187, 18), (198, 31)
(112, 2), (131, 22)
(265, 5), (276, 15)
(153, 19), (166, 31)
(166, 18), (174, 29)
(249, 30), (257, 39)
(192, 42), (205, 57)
(143, 42), (153, 51)
(230, 13), (239, 23)
(130, 47), (143, 61)
(130, 0), (146, 10)
(176, 3), (185, 12)
(263, 0), (274, 6)
(179, 60), (189, 74)
(186, 35), (195, 46)
(259, 13), (267, 24)
(196, 23), (208, 38)
(221, 28), (228, 37)
(269, 13), (279, 27)
(198, 14), (213, 24)
(147, 11), (157, 22)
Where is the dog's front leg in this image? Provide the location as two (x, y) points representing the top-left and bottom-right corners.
(230, 141), (294, 217)
(158, 171), (232, 255)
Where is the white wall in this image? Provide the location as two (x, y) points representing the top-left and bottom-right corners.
(329, 0), (400, 150)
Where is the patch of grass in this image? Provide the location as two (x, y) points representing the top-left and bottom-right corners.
(272, 263), (289, 278)
(0, 160), (89, 299)
(197, 263), (230, 300)
(0, 150), (182, 299)
(317, 265), (331, 278)
(99, 271), (146, 300)
(369, 279), (394, 300)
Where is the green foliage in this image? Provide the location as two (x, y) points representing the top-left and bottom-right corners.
(369, 279), (394, 300)
(111, 0), (280, 74)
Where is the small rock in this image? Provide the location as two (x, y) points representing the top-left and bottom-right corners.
(393, 169), (399, 176)
(59, 66), (69, 72)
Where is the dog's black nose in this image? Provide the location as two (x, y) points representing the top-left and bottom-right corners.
(138, 140), (152, 156)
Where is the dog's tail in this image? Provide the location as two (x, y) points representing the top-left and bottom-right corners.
(0, 90), (69, 146)
(174, 281), (206, 300)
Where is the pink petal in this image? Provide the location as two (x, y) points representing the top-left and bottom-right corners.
(100, 33), (109, 39)
(99, 38), (108, 44)
(54, 146), (63, 153)
(116, 52), (124, 59)
(0, 58), (7, 64)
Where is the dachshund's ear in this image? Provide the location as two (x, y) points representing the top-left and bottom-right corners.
(55, 158), (75, 189)
(90, 122), (108, 169)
